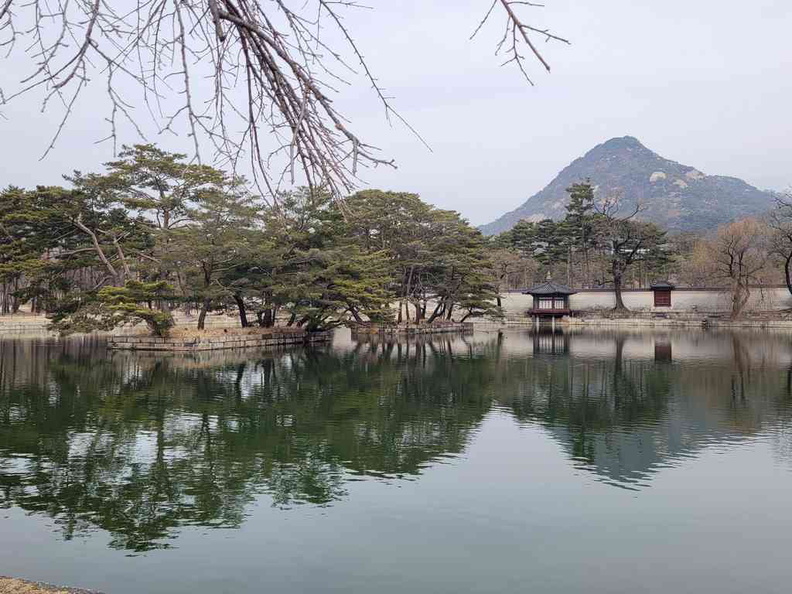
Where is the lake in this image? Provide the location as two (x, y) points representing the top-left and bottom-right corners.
(2, 329), (792, 593)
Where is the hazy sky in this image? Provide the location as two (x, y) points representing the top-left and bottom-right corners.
(2, 0), (791, 225)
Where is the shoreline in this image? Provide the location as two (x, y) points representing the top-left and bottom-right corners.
(483, 315), (792, 331)
(6, 314), (792, 336)
(0, 576), (102, 594)
(108, 328), (331, 351)
(0, 312), (242, 336)
(568, 317), (792, 329)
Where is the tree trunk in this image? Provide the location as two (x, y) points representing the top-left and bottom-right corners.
(427, 301), (444, 323)
(583, 248), (590, 288)
(234, 294), (249, 327)
(403, 266), (414, 322)
(445, 304), (454, 320)
(197, 297), (211, 330)
(785, 254), (792, 297)
(613, 264), (628, 312)
(259, 308), (275, 328)
(11, 278), (20, 313)
(730, 281), (750, 319)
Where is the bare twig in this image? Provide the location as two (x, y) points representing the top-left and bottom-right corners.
(1, 1), (566, 197)
(472, 0), (568, 84)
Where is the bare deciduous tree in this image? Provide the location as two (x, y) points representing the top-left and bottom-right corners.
(593, 192), (665, 313)
(714, 218), (769, 319)
(767, 191), (792, 296)
(0, 1), (567, 199)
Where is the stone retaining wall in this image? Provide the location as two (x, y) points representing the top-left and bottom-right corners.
(108, 330), (330, 351)
(0, 311), (242, 335)
(564, 317), (707, 328)
(350, 322), (474, 336)
(482, 315), (792, 330)
(0, 322), (50, 333)
(0, 317), (50, 333)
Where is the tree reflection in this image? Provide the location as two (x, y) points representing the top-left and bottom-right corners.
(0, 338), (492, 551)
(497, 331), (792, 488)
(2, 330), (792, 550)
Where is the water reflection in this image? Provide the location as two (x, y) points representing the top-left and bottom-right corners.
(498, 331), (792, 486)
(2, 329), (792, 551)
(0, 336), (491, 550)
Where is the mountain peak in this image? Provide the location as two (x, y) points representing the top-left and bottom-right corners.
(479, 138), (774, 235)
(587, 136), (655, 160)
(599, 135), (645, 150)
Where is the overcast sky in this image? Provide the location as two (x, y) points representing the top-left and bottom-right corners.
(2, 0), (790, 225)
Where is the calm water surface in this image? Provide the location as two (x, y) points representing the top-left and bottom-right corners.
(1, 329), (792, 593)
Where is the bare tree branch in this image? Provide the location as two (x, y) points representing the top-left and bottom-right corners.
(1, 1), (567, 198)
(472, 0), (569, 84)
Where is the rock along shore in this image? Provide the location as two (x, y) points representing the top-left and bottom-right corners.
(0, 576), (103, 594)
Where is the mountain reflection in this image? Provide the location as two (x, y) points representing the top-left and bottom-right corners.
(2, 330), (792, 550)
(496, 330), (792, 488)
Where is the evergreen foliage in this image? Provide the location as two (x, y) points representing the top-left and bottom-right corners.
(496, 181), (669, 309)
(1, 146), (502, 332)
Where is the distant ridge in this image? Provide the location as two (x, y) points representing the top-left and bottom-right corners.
(480, 136), (776, 235)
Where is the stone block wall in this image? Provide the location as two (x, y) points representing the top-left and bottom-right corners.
(108, 331), (330, 351)
(350, 322), (474, 336)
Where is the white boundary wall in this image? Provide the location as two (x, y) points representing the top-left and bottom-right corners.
(499, 287), (792, 318)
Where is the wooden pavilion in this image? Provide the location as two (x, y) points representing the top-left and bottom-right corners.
(523, 280), (577, 330)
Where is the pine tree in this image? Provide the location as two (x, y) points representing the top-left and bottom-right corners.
(561, 181), (598, 286)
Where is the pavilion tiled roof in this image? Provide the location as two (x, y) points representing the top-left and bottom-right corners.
(523, 280), (577, 296)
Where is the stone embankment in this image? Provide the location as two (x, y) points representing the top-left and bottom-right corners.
(0, 311), (243, 335)
(108, 328), (330, 351)
(0, 315), (49, 333)
(486, 310), (792, 330)
(0, 576), (101, 594)
(350, 322), (474, 336)
(567, 309), (792, 329)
